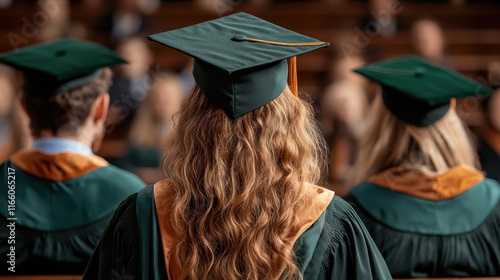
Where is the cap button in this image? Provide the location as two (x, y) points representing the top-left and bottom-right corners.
(414, 67), (426, 77)
(232, 34), (247, 42)
(55, 50), (66, 57)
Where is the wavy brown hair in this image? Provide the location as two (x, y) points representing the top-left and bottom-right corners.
(161, 85), (327, 280)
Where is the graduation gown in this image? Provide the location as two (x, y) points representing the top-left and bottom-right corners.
(109, 144), (161, 172)
(0, 150), (145, 275)
(346, 164), (500, 278)
(477, 138), (500, 181)
(83, 182), (392, 280)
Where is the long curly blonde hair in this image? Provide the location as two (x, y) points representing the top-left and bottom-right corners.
(161, 85), (327, 280)
(347, 93), (479, 187)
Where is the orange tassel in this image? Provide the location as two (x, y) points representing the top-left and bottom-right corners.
(288, 56), (298, 96)
(450, 98), (456, 109)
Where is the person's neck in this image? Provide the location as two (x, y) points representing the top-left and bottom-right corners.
(37, 131), (93, 148)
(483, 124), (500, 154)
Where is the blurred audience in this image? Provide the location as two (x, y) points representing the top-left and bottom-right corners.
(489, 60), (500, 88)
(0, 0), (12, 9)
(478, 88), (500, 181)
(179, 58), (196, 95)
(97, 0), (156, 41)
(411, 19), (450, 67)
(328, 55), (367, 86)
(196, 0), (271, 12)
(359, 0), (403, 38)
(320, 55), (368, 195)
(477, 61), (500, 181)
(36, 0), (70, 42)
(115, 72), (184, 183)
(107, 36), (153, 136)
(321, 81), (368, 194)
(32, 0), (88, 42)
(323, 0), (346, 4)
(0, 66), (31, 162)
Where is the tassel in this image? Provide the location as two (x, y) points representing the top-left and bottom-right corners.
(450, 98), (456, 109)
(288, 56), (298, 96)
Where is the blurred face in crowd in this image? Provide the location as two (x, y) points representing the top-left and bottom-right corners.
(36, 0), (70, 42)
(488, 90), (500, 131)
(151, 77), (183, 122)
(0, 76), (15, 119)
(412, 19), (445, 60)
(330, 56), (366, 85)
(116, 38), (152, 79)
(488, 61), (500, 86)
(117, 0), (141, 12)
(370, 0), (391, 13)
(331, 82), (366, 125)
(321, 81), (367, 134)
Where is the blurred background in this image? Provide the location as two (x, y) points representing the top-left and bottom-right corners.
(0, 0), (499, 194)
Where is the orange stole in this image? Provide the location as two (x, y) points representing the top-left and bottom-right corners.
(369, 164), (484, 200)
(10, 150), (108, 181)
(153, 180), (334, 280)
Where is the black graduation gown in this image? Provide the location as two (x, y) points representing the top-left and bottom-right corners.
(83, 186), (392, 280)
(346, 172), (500, 278)
(478, 138), (500, 182)
(0, 151), (145, 275)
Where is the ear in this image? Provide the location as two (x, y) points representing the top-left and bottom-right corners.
(20, 97), (28, 115)
(93, 93), (110, 123)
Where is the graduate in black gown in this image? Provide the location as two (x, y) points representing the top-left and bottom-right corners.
(83, 13), (392, 280)
(345, 55), (500, 277)
(0, 39), (146, 275)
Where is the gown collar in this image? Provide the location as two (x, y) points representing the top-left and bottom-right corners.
(32, 137), (93, 155)
(369, 164), (484, 200)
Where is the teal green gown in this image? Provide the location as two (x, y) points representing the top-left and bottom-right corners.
(82, 185), (392, 280)
(108, 144), (161, 172)
(0, 151), (145, 275)
(478, 138), (500, 181)
(346, 169), (500, 278)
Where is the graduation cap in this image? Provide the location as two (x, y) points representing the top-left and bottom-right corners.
(0, 38), (126, 96)
(148, 12), (330, 118)
(353, 55), (493, 127)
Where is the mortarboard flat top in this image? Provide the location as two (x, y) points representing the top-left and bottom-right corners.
(0, 38), (126, 96)
(354, 55), (493, 127)
(148, 12), (329, 118)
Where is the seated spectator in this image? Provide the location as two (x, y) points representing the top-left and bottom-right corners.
(107, 36), (153, 131)
(412, 18), (451, 67)
(96, 0), (151, 42)
(359, 0), (404, 38)
(321, 81), (368, 194)
(179, 58), (195, 95)
(37, 0), (70, 42)
(320, 55), (368, 194)
(0, 66), (31, 161)
(0, 39), (145, 275)
(328, 55), (367, 87)
(477, 61), (500, 181)
(478, 88), (500, 181)
(120, 72), (184, 183)
(196, 0), (270, 13)
(99, 37), (153, 164)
